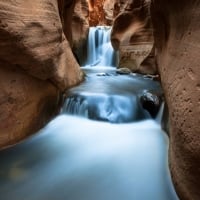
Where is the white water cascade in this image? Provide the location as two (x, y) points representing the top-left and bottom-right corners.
(84, 26), (117, 67)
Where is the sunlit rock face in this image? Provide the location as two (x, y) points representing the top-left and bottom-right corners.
(103, 0), (115, 25)
(111, 0), (157, 75)
(0, 0), (84, 148)
(87, 0), (115, 26)
(151, 0), (200, 199)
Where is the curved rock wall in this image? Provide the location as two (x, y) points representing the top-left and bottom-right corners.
(72, 0), (89, 63)
(0, 0), (84, 148)
(151, 0), (200, 199)
(111, 0), (157, 74)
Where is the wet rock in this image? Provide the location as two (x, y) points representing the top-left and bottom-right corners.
(96, 72), (110, 76)
(116, 68), (132, 75)
(143, 74), (160, 81)
(140, 91), (162, 118)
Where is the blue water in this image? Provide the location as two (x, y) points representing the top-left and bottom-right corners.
(0, 26), (179, 200)
(83, 26), (118, 67)
(0, 115), (178, 200)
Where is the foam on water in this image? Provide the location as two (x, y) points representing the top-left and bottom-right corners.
(84, 26), (117, 67)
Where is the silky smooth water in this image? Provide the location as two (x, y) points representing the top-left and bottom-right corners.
(0, 115), (178, 200)
(84, 26), (117, 67)
(62, 67), (163, 123)
(0, 26), (179, 200)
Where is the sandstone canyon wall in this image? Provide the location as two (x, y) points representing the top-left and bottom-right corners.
(87, 0), (115, 26)
(0, 1), (200, 200)
(110, 0), (200, 199)
(151, 0), (200, 199)
(72, 0), (89, 63)
(0, 0), (84, 148)
(87, 0), (106, 26)
(111, 0), (157, 74)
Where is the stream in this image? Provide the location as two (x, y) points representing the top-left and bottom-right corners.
(0, 26), (179, 200)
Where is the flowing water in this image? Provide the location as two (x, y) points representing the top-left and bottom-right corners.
(62, 67), (162, 123)
(0, 26), (179, 200)
(83, 26), (117, 67)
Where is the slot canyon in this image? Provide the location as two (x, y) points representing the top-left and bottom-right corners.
(0, 0), (199, 200)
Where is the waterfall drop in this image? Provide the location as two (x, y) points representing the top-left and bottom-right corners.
(84, 26), (117, 67)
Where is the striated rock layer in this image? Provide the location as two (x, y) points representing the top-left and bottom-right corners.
(111, 0), (157, 74)
(151, 0), (200, 199)
(0, 0), (84, 148)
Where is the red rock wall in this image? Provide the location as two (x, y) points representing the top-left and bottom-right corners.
(151, 0), (200, 199)
(87, 0), (114, 26)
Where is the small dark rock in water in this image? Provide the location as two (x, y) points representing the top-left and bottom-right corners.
(140, 91), (162, 118)
(116, 68), (132, 75)
(143, 74), (160, 81)
(96, 72), (110, 76)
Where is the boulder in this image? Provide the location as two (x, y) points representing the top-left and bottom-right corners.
(151, 0), (200, 199)
(116, 67), (132, 75)
(140, 91), (162, 118)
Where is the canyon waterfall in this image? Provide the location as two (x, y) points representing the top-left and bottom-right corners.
(83, 26), (118, 67)
(0, 23), (179, 200)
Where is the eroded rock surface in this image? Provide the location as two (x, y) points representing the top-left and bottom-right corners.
(0, 0), (84, 148)
(87, 0), (105, 26)
(151, 0), (200, 199)
(0, 63), (59, 148)
(87, 0), (115, 26)
(111, 0), (157, 74)
(72, 0), (89, 63)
